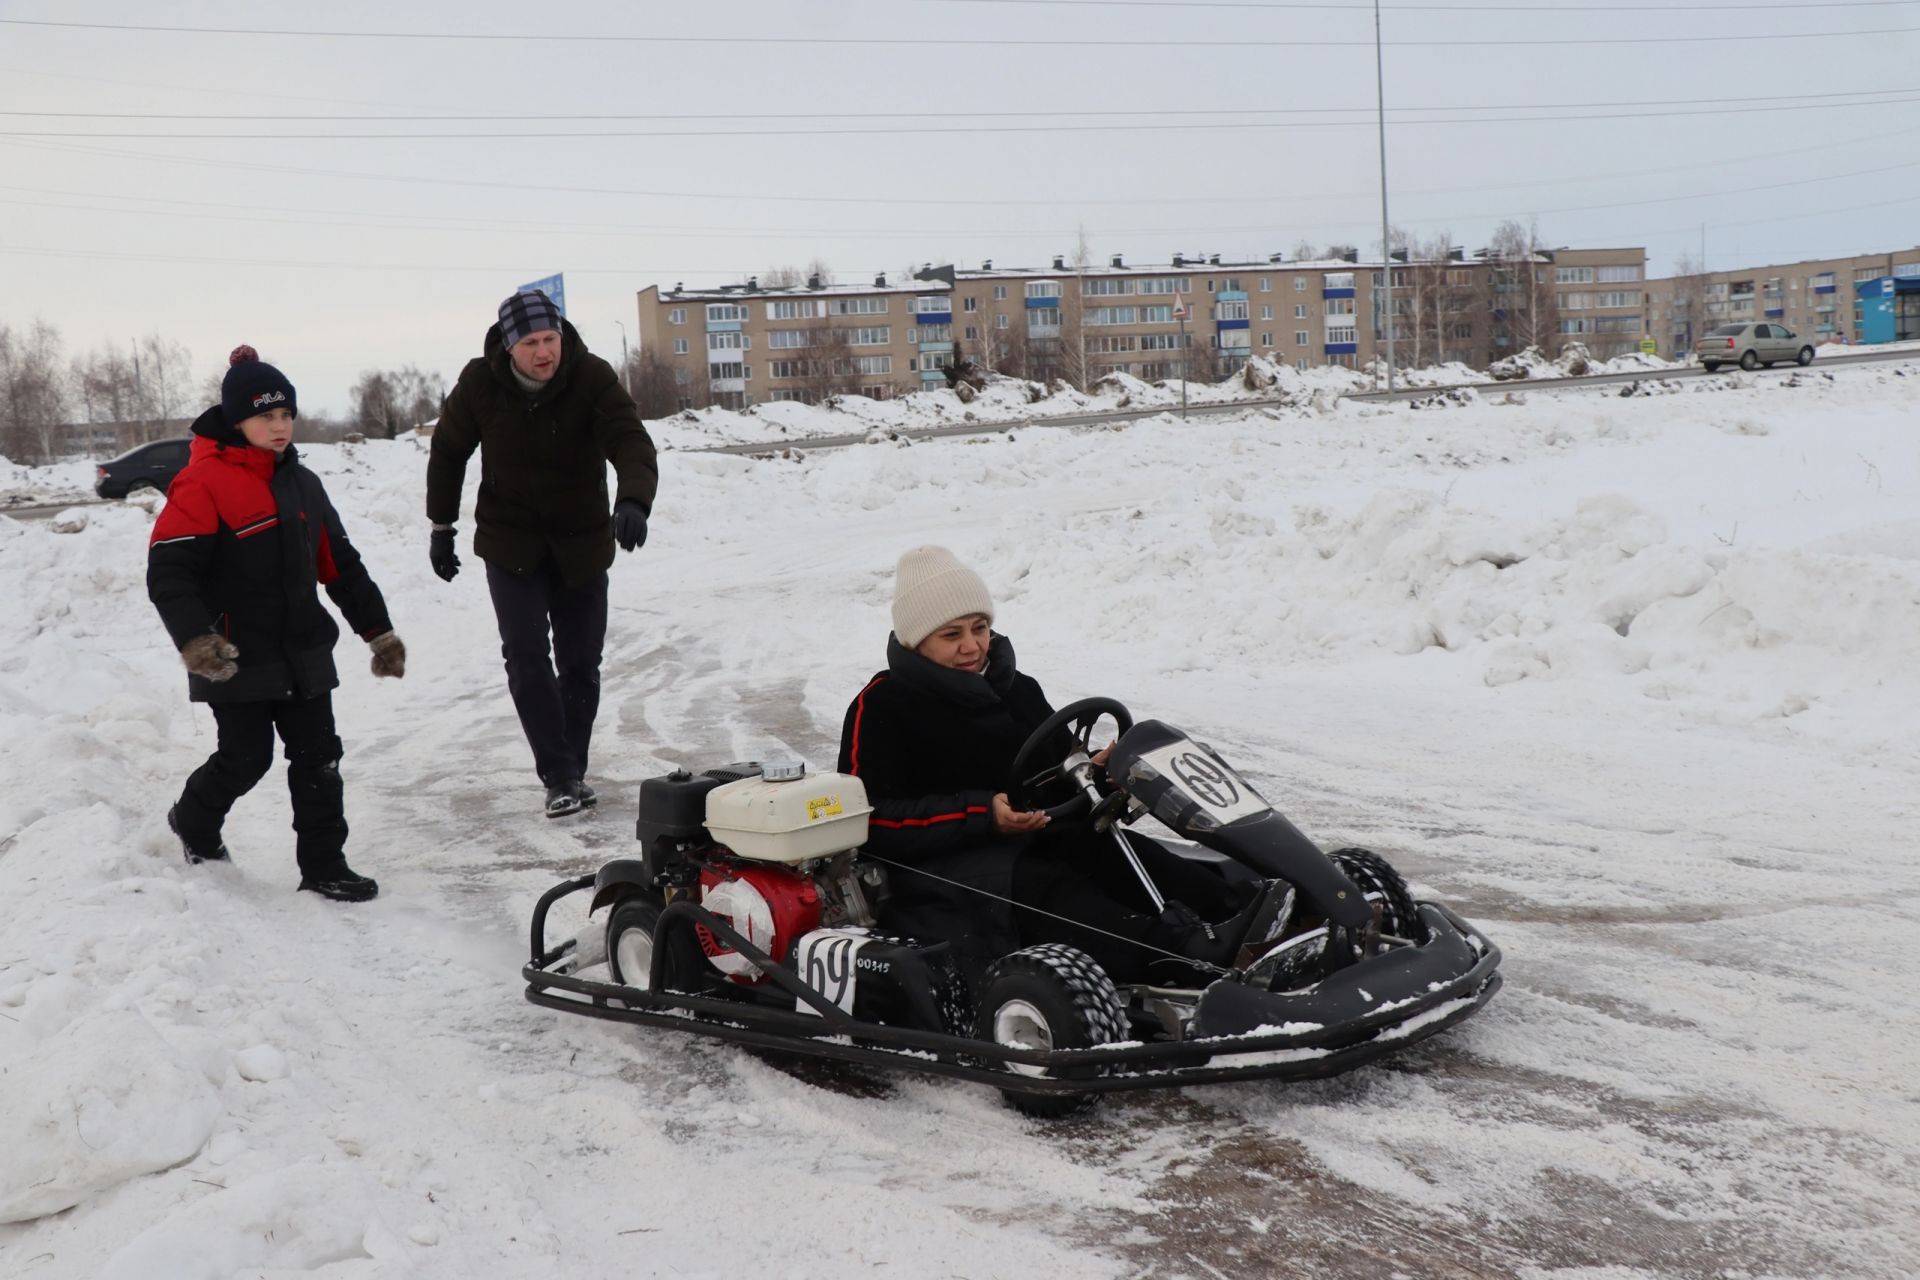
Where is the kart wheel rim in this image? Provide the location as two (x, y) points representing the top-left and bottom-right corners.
(613, 928), (654, 992)
(993, 999), (1054, 1077)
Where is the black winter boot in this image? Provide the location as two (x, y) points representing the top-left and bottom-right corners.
(168, 804), (231, 865)
(545, 782), (584, 819)
(571, 779), (598, 808)
(299, 866), (379, 902)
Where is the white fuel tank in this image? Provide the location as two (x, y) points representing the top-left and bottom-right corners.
(703, 767), (874, 864)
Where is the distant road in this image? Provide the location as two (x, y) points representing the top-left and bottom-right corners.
(689, 346), (1920, 456)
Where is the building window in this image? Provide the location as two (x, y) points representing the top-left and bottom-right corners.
(1595, 291), (1640, 309)
(855, 355), (892, 375)
(920, 323), (953, 343)
(1215, 300), (1249, 321)
(964, 325), (978, 340)
(768, 359), (806, 379)
(1324, 298), (1354, 317)
(708, 361), (744, 380)
(1294, 277), (1306, 291)
(706, 303), (748, 323)
(1555, 266), (1596, 284)
(963, 296), (978, 311)
(1260, 305), (1273, 320)
(1260, 332), (1272, 346)
(1086, 307), (1138, 326)
(1084, 278), (1136, 296)
(1220, 277), (1242, 292)
(1294, 330), (1309, 346)
(678, 396), (692, 410)
(912, 296), (950, 315)
(1294, 304), (1307, 319)
(1140, 333), (1189, 351)
(707, 331), (747, 350)
(672, 338), (689, 355)
(1140, 305), (1173, 323)
(906, 328), (917, 345)
(1326, 325), (1357, 344)
(1028, 307), (1061, 329)
(1259, 277), (1271, 292)
(1562, 292), (1594, 310)
(1896, 263), (1920, 278)
(829, 296), (888, 315)
(995, 314), (1009, 329)
(767, 299), (823, 320)
(668, 308), (687, 324)
(1449, 323), (1472, 339)
(1138, 277), (1187, 295)
(993, 285), (1007, 300)
(1854, 267), (1879, 282)
(1025, 281), (1061, 299)
(767, 330), (811, 349)
(1325, 272), (1354, 291)
(1597, 265), (1641, 283)
(848, 326), (890, 345)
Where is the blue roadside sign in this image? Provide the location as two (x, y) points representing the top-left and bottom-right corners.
(517, 273), (566, 316)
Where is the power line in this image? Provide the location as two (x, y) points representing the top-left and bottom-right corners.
(919, 0), (1917, 9)
(2, 16), (1915, 47)
(9, 94), (1920, 140)
(4, 86), (1917, 122)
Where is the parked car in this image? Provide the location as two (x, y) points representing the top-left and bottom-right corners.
(1696, 322), (1815, 372)
(94, 438), (191, 499)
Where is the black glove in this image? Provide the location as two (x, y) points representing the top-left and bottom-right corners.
(429, 527), (460, 582)
(613, 500), (648, 552)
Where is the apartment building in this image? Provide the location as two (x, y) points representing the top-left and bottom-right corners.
(1644, 246), (1920, 357)
(636, 245), (1650, 407)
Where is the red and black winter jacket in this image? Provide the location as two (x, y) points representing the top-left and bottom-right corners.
(147, 407), (392, 704)
(837, 634), (1075, 955)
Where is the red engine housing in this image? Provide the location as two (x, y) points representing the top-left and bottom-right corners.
(696, 859), (823, 984)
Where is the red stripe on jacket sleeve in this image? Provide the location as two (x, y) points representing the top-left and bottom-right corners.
(870, 806), (990, 830)
(847, 675), (887, 776)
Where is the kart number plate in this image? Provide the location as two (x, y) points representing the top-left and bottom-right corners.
(1139, 743), (1269, 825)
(794, 929), (872, 1016)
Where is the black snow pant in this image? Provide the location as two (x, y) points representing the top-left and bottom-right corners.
(1010, 833), (1246, 985)
(174, 692), (349, 877)
(485, 558), (608, 787)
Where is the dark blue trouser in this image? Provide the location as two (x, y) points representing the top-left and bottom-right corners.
(176, 693), (348, 876)
(485, 559), (608, 787)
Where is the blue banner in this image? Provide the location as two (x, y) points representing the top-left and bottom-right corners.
(517, 273), (566, 316)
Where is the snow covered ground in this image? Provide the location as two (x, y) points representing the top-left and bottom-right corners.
(2, 356), (1918, 1278)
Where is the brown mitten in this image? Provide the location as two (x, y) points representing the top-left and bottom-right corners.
(368, 631), (407, 679)
(181, 633), (239, 682)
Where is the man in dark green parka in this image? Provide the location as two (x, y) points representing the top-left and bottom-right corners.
(426, 291), (659, 817)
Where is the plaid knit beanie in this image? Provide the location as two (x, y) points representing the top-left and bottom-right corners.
(220, 345), (297, 426)
(891, 546), (993, 648)
(498, 290), (563, 348)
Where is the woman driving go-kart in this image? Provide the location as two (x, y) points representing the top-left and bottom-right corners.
(837, 545), (1285, 986)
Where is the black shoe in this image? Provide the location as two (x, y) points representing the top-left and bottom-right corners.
(571, 779), (598, 808)
(298, 867), (379, 902)
(1151, 900), (1240, 969)
(545, 783), (584, 819)
(167, 804), (231, 865)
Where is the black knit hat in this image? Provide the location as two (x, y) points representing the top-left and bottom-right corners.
(221, 345), (297, 426)
(498, 290), (563, 349)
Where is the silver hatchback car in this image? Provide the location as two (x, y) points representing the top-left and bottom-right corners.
(1696, 322), (1815, 372)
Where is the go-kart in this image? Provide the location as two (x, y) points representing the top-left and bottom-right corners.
(523, 698), (1502, 1117)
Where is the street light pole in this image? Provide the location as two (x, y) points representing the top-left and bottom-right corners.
(614, 320), (630, 393)
(1374, 0), (1395, 394)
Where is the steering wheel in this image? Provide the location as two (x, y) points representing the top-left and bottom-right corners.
(1006, 697), (1135, 823)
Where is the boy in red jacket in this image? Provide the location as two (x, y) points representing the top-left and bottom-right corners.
(148, 347), (405, 902)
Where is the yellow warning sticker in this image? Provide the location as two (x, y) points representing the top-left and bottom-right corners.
(806, 795), (844, 821)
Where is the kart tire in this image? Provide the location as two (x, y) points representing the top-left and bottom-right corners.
(606, 895), (665, 992)
(1328, 847), (1424, 945)
(1738, 349), (1759, 371)
(975, 944), (1127, 1119)
(1796, 346), (1814, 366)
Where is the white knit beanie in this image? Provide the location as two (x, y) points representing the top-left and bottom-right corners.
(891, 545), (993, 649)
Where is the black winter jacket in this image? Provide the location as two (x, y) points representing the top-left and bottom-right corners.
(425, 318), (658, 586)
(148, 408), (392, 704)
(837, 634), (1074, 965)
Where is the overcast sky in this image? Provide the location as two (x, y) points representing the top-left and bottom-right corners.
(3, 0), (1916, 416)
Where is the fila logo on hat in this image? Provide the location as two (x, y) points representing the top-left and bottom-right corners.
(251, 390), (287, 409)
